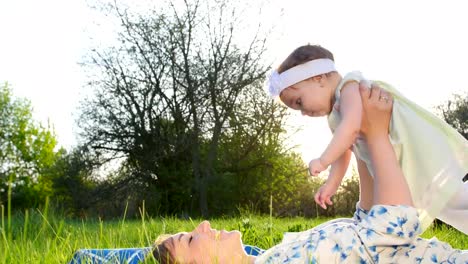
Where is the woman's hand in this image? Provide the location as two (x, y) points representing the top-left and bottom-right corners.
(358, 82), (393, 139)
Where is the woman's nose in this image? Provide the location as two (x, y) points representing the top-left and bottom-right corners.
(196, 221), (211, 233)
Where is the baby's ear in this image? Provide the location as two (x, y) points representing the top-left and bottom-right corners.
(311, 75), (323, 82)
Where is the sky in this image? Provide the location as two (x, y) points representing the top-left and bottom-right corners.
(0, 0), (467, 165)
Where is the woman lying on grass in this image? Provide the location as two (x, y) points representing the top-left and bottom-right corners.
(153, 83), (468, 263)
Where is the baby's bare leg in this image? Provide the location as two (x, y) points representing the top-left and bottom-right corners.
(356, 158), (374, 211)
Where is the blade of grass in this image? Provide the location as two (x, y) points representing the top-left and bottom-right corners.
(22, 209), (29, 242)
(7, 174), (12, 241)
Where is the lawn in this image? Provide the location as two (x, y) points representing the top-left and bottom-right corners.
(1, 205), (467, 263)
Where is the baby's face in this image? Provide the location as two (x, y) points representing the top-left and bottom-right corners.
(280, 77), (333, 117)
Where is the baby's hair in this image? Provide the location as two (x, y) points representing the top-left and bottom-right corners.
(277, 44), (335, 74)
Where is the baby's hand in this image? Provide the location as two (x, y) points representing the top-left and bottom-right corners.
(314, 182), (338, 209)
(308, 158), (327, 176)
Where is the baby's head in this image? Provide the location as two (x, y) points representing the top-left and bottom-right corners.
(267, 45), (340, 117)
(277, 45), (334, 74)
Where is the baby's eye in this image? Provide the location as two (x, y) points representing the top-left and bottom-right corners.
(189, 235), (193, 245)
(295, 98), (302, 107)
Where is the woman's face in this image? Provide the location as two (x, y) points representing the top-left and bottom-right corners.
(165, 220), (247, 263)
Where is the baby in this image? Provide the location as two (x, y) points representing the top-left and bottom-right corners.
(266, 44), (468, 233)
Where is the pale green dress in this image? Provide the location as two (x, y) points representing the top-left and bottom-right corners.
(327, 71), (468, 231)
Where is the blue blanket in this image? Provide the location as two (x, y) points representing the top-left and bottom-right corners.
(69, 245), (264, 263)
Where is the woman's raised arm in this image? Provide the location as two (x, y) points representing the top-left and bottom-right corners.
(359, 83), (413, 206)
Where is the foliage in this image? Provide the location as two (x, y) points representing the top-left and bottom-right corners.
(79, 0), (294, 217)
(48, 146), (98, 216)
(436, 92), (468, 181)
(0, 83), (59, 208)
(436, 92), (468, 140)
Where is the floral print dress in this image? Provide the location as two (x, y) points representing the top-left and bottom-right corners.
(254, 205), (468, 263)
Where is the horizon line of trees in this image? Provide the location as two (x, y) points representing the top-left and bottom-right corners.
(1, 0), (467, 219)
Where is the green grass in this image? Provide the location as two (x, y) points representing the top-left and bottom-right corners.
(1, 204), (467, 263)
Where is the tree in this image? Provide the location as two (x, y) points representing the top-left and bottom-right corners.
(212, 83), (306, 214)
(49, 146), (97, 215)
(80, 0), (282, 216)
(0, 83), (58, 207)
(436, 92), (468, 182)
(437, 92), (468, 140)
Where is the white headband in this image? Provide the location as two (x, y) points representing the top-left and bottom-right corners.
(266, 58), (336, 97)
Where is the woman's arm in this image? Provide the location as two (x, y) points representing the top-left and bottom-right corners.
(356, 158), (374, 211)
(359, 84), (413, 206)
(320, 81), (362, 166)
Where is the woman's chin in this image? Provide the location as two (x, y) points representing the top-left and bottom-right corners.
(221, 230), (241, 240)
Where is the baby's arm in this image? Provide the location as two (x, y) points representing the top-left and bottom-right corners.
(327, 148), (352, 187)
(315, 149), (352, 209)
(320, 81), (362, 167)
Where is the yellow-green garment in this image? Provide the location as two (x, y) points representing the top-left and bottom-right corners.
(327, 71), (468, 231)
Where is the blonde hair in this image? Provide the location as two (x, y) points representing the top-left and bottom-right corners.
(278, 45), (335, 74)
(153, 234), (176, 264)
